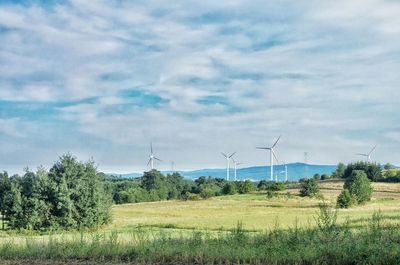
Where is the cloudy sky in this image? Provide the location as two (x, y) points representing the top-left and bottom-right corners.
(0, 0), (399, 173)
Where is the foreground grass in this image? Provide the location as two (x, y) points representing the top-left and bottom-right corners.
(1, 213), (400, 265)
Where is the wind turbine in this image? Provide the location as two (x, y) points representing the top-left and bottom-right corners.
(257, 135), (281, 181)
(280, 162), (288, 182)
(356, 145), (377, 162)
(221, 152), (236, 180)
(147, 143), (161, 170)
(232, 158), (243, 181)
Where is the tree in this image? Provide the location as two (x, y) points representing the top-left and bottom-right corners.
(0, 172), (11, 230)
(343, 162), (381, 181)
(313, 174), (321, 180)
(222, 182), (237, 195)
(238, 180), (254, 194)
(344, 170), (372, 204)
(384, 163), (395, 170)
(321, 174), (330, 180)
(336, 189), (355, 208)
(299, 179), (319, 197)
(332, 163), (346, 179)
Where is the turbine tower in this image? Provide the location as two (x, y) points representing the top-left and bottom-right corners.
(280, 162), (288, 182)
(232, 158), (243, 181)
(356, 145), (377, 162)
(257, 135), (281, 181)
(147, 143), (161, 170)
(221, 152), (236, 180)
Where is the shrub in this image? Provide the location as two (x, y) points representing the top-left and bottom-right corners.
(258, 181), (285, 191)
(222, 182), (237, 195)
(299, 179), (319, 197)
(344, 170), (372, 204)
(321, 174), (330, 180)
(343, 162), (381, 181)
(336, 189), (355, 208)
(238, 180), (255, 194)
(313, 174), (321, 180)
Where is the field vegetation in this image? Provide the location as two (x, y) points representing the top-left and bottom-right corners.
(1, 156), (400, 264)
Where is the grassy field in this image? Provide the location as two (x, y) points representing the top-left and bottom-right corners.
(110, 180), (400, 232)
(1, 180), (400, 264)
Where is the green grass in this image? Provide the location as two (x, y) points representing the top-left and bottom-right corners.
(110, 181), (400, 231)
(2, 181), (400, 264)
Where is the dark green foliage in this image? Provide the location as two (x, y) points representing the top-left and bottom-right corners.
(343, 162), (381, 181)
(336, 189), (355, 208)
(0, 172), (11, 229)
(299, 179), (319, 197)
(331, 162), (346, 179)
(313, 173), (321, 180)
(344, 170), (372, 204)
(384, 163), (395, 170)
(1, 154), (112, 231)
(257, 181), (285, 191)
(222, 182), (237, 195)
(321, 174), (330, 180)
(238, 180), (254, 194)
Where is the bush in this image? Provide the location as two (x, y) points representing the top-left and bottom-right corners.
(238, 180), (255, 194)
(313, 174), (321, 180)
(321, 174), (330, 180)
(336, 189), (355, 208)
(257, 181), (285, 191)
(222, 182), (237, 195)
(299, 179), (319, 197)
(344, 170), (372, 204)
(343, 162), (381, 181)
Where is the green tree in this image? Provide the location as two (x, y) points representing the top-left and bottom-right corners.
(343, 162), (381, 181)
(384, 163), (395, 170)
(313, 174), (321, 180)
(344, 170), (372, 204)
(332, 163), (346, 179)
(299, 179), (319, 197)
(336, 189), (355, 208)
(238, 180), (254, 194)
(0, 172), (11, 230)
(222, 182), (237, 195)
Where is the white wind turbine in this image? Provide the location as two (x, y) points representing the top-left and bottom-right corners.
(280, 162), (288, 182)
(232, 158), (243, 181)
(356, 145), (377, 162)
(147, 143), (162, 170)
(257, 135), (281, 181)
(221, 152), (236, 180)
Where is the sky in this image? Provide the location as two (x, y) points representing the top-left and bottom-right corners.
(0, 0), (399, 174)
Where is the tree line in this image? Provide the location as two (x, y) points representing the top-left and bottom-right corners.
(0, 154), (112, 231)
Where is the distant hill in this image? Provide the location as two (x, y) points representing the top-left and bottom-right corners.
(108, 163), (337, 182)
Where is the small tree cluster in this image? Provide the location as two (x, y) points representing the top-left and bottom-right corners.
(337, 170), (372, 208)
(299, 179), (319, 197)
(0, 154), (112, 230)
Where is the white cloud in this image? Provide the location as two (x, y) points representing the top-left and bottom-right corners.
(0, 0), (399, 172)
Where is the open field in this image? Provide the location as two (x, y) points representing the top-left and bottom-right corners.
(1, 180), (400, 264)
(111, 180), (400, 232)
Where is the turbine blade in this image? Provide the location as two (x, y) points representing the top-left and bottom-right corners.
(368, 145), (377, 155)
(256, 147), (271, 150)
(272, 135), (281, 148)
(154, 157), (162, 162)
(221, 152), (227, 158)
(147, 158), (151, 166)
(356, 153), (368, 156)
(229, 152), (236, 158)
(150, 143), (153, 154)
(272, 149), (279, 163)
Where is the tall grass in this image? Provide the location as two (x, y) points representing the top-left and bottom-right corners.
(1, 209), (400, 264)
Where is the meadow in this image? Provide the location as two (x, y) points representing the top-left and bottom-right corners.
(1, 180), (400, 264)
